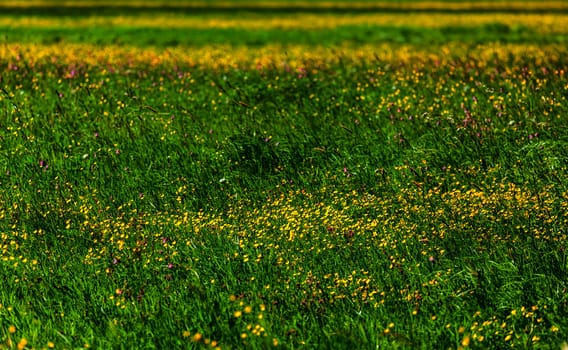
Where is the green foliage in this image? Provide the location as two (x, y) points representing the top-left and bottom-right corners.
(1, 3), (568, 350)
(1, 23), (564, 47)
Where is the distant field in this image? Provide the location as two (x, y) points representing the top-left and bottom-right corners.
(1, 1), (567, 349)
(1, 0), (567, 11)
(1, 4), (567, 46)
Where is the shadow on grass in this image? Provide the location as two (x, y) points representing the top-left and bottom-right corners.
(0, 3), (566, 16)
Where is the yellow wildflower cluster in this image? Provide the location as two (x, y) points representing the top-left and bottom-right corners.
(229, 295), (271, 345)
(1, 324), (57, 350)
(0, 42), (565, 72)
(1, 170), (566, 287)
(182, 330), (221, 349)
(1, 13), (567, 34)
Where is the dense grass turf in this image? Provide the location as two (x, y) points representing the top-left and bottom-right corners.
(2, 24), (566, 47)
(1, 1), (567, 349)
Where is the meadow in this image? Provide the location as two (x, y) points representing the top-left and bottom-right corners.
(0, 1), (567, 349)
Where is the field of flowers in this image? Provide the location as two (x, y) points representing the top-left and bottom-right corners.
(1, 1), (567, 349)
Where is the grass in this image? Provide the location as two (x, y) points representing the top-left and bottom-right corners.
(1, 1), (567, 349)
(3, 23), (566, 47)
(1, 1), (567, 16)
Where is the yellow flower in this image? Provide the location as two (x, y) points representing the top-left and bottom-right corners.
(461, 335), (470, 347)
(234, 310), (242, 318)
(17, 338), (28, 350)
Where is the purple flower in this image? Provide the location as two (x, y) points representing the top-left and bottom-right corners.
(39, 160), (49, 170)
